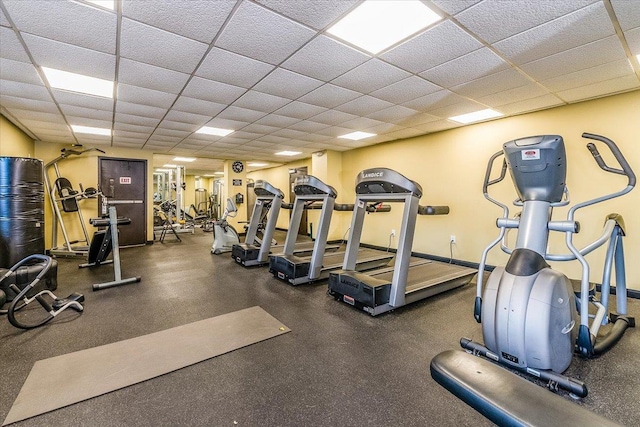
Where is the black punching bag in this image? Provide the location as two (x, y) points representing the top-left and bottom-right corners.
(0, 157), (45, 268)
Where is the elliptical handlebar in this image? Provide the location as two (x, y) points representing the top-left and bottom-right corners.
(583, 133), (636, 187)
(482, 151), (507, 195)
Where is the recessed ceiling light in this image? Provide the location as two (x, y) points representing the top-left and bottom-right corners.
(214, 172), (225, 175)
(71, 125), (111, 136)
(173, 157), (196, 162)
(162, 164), (177, 168)
(339, 131), (376, 141)
(247, 162), (268, 167)
(276, 151), (302, 156)
(42, 67), (113, 98)
(86, 0), (115, 10)
(327, 0), (441, 54)
(196, 126), (234, 136)
(449, 109), (503, 124)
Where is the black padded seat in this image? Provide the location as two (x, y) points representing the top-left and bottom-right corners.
(430, 350), (622, 427)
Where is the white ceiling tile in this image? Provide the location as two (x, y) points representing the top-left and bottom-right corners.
(364, 122), (406, 134)
(66, 116), (112, 129)
(332, 59), (411, 94)
(611, 0), (640, 31)
(241, 123), (279, 135)
(5, 107), (63, 123)
(217, 105), (267, 122)
(1, 80), (51, 102)
(313, 125), (353, 138)
(114, 122), (156, 133)
(21, 33), (115, 80)
(339, 116), (386, 130)
(152, 128), (190, 138)
(232, 90), (293, 114)
(215, 1), (315, 65)
(181, 77), (246, 105)
(389, 112), (441, 129)
(370, 76), (441, 104)
(114, 130), (152, 140)
(52, 89), (113, 111)
(0, 7), (10, 27)
(451, 69), (532, 98)
(117, 83), (177, 109)
(113, 140), (145, 148)
(381, 21), (482, 73)
(256, 0), (358, 30)
(287, 120), (329, 133)
(495, 94), (564, 116)
(116, 101), (167, 119)
(421, 48), (510, 88)
(3, 0), (116, 54)
(164, 110), (211, 126)
(118, 59), (190, 94)
(626, 27), (640, 54)
(122, 0), (236, 43)
(37, 135), (76, 144)
(269, 128), (309, 139)
(0, 58), (43, 85)
(519, 35), (627, 81)
(172, 96), (226, 117)
(120, 18), (208, 74)
(59, 104), (113, 121)
(157, 119), (199, 132)
(196, 47), (275, 88)
(297, 133), (331, 143)
(414, 120), (459, 134)
(114, 112), (160, 127)
(257, 134), (294, 144)
(227, 130), (262, 140)
(476, 84), (551, 108)
(541, 59), (634, 92)
(0, 95), (57, 113)
(431, 0), (483, 16)
(366, 105), (421, 124)
(309, 109), (358, 126)
(456, 0), (594, 44)
(557, 74), (640, 102)
(254, 114), (300, 128)
(254, 68), (324, 100)
(297, 83), (361, 109)
(16, 119), (69, 132)
(494, 2), (615, 64)
(334, 95), (394, 116)
(203, 117), (249, 131)
(1, 27), (30, 63)
(402, 90), (467, 111)
(282, 35), (369, 81)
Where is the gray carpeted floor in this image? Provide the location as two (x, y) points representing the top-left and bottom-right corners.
(0, 229), (638, 426)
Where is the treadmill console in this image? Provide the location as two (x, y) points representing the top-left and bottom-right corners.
(294, 175), (337, 198)
(254, 180), (284, 198)
(356, 168), (423, 197)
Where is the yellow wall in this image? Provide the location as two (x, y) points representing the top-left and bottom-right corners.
(0, 114), (35, 157)
(35, 141), (155, 248)
(340, 90), (640, 289)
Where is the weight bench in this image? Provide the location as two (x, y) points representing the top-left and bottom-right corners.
(430, 350), (622, 427)
(80, 206), (141, 291)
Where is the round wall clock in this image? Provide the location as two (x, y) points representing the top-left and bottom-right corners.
(232, 161), (244, 173)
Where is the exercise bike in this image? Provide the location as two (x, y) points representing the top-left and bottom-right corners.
(460, 133), (635, 397)
(211, 198), (240, 255)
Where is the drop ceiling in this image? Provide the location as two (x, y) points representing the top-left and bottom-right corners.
(1, 0), (639, 175)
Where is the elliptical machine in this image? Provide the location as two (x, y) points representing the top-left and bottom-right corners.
(211, 198), (240, 255)
(462, 133), (635, 397)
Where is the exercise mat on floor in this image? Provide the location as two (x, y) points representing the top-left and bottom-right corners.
(3, 306), (290, 425)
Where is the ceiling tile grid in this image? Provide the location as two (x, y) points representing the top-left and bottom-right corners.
(0, 0), (637, 174)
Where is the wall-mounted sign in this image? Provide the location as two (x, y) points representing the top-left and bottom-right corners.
(232, 179), (242, 186)
(120, 177), (132, 184)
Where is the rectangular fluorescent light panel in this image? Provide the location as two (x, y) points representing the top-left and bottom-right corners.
(248, 162), (268, 167)
(163, 164), (177, 168)
(196, 126), (234, 136)
(71, 125), (111, 136)
(42, 67), (113, 98)
(275, 151), (301, 156)
(173, 157), (196, 162)
(339, 131), (376, 141)
(327, 0), (442, 54)
(449, 109), (503, 124)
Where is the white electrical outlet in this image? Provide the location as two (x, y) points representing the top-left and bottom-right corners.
(450, 235), (456, 244)
(391, 229), (396, 237)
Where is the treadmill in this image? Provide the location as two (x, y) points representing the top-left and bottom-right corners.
(231, 181), (339, 267)
(269, 175), (393, 285)
(328, 167), (476, 316)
